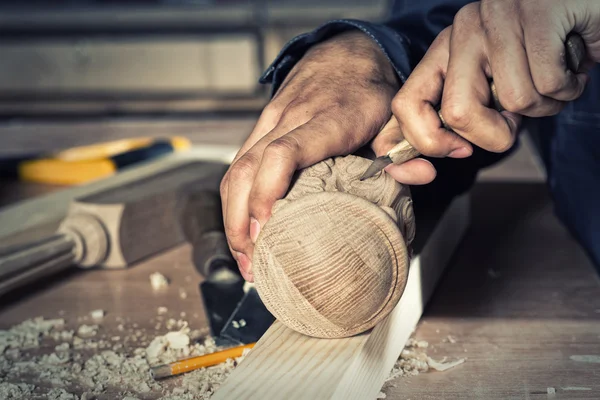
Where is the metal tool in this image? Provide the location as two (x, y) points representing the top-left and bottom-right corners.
(360, 33), (587, 181)
(0, 161), (214, 297)
(181, 191), (274, 346)
(0, 136), (190, 185)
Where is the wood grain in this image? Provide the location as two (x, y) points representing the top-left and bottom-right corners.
(212, 193), (471, 400)
(254, 156), (415, 338)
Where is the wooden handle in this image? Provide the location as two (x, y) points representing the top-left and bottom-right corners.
(388, 33), (587, 164)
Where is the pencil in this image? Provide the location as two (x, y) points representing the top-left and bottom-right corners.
(151, 342), (256, 379)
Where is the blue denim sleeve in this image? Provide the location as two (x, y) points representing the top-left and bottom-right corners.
(260, 0), (471, 94)
(259, 19), (414, 96)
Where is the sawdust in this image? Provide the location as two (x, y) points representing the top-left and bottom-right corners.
(0, 316), (249, 399)
(386, 338), (465, 382)
(76, 324), (97, 338)
(0, 382), (35, 399)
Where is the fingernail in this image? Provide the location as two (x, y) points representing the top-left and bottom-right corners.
(237, 252), (252, 275)
(448, 147), (472, 158)
(250, 218), (261, 244)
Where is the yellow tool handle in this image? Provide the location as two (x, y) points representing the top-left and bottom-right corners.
(18, 136), (191, 185)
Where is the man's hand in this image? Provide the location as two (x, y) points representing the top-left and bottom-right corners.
(392, 0), (600, 170)
(220, 31), (435, 281)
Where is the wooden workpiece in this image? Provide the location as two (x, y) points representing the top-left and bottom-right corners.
(215, 192), (469, 400)
(254, 155), (415, 338)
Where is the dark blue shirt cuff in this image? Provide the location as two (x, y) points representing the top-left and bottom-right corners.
(259, 19), (414, 96)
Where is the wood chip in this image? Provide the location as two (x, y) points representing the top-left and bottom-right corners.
(426, 356), (465, 372)
(149, 272), (169, 291)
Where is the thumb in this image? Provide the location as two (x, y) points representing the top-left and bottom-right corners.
(371, 116), (437, 185)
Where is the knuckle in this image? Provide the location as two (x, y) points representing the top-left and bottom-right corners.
(431, 26), (452, 49)
(413, 133), (441, 156)
(442, 101), (474, 132)
(219, 173), (230, 197)
(224, 228), (246, 251)
(535, 75), (567, 97)
(488, 133), (515, 153)
(261, 101), (283, 122)
(391, 93), (405, 114)
(264, 136), (300, 160)
(276, 101), (313, 128)
(229, 153), (260, 182)
(453, 3), (479, 27)
(480, 0), (503, 24)
(248, 194), (272, 219)
(501, 91), (539, 113)
(438, 26), (452, 41)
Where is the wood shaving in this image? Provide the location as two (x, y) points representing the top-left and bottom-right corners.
(89, 309), (105, 321)
(76, 324), (97, 338)
(426, 356), (465, 371)
(569, 355), (600, 363)
(562, 387), (592, 391)
(386, 336), (464, 382)
(231, 319), (247, 329)
(165, 331), (191, 350)
(443, 335), (457, 344)
(1, 316), (248, 399)
(157, 307), (168, 315)
(150, 272), (170, 290)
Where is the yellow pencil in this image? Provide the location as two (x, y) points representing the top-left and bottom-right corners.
(151, 342), (255, 379)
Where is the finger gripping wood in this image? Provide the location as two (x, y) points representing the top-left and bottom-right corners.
(253, 156), (415, 338)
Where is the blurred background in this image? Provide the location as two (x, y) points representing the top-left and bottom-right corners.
(0, 0), (545, 191)
(0, 0), (391, 155)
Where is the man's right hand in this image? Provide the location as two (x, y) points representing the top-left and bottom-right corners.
(220, 31), (436, 281)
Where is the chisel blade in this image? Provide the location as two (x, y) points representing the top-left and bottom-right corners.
(359, 156), (393, 181)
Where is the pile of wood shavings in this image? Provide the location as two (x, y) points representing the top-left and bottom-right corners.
(386, 338), (465, 381)
(0, 316), (249, 400)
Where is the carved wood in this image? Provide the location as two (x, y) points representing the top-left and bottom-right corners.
(213, 193), (471, 400)
(253, 155), (415, 338)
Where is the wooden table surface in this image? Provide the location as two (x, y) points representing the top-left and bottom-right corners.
(1, 181), (599, 398)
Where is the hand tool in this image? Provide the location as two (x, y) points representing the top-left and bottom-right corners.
(181, 191), (274, 346)
(360, 33), (587, 181)
(0, 136), (190, 185)
(0, 161), (221, 297)
(151, 342), (256, 380)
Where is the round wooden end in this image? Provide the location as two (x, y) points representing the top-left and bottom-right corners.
(254, 191), (409, 338)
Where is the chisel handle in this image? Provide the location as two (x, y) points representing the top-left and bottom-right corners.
(386, 32), (587, 165)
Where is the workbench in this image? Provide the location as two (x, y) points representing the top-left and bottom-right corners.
(0, 150), (599, 399)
